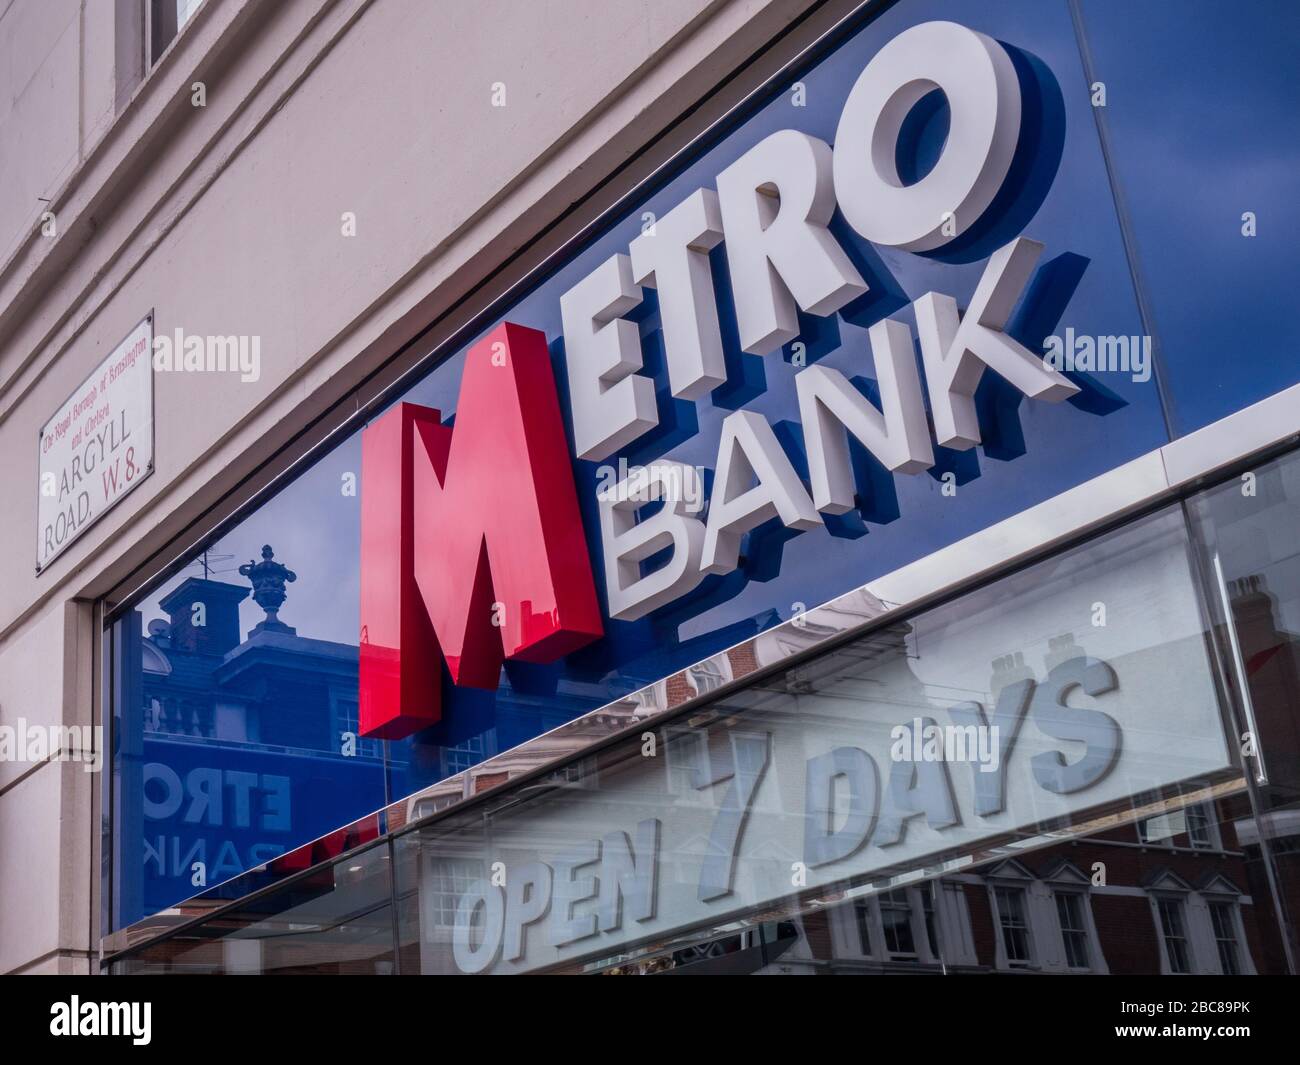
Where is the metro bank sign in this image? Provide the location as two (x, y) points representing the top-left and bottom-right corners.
(358, 20), (1093, 740)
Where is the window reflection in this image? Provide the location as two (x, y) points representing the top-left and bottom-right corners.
(1054, 892), (1090, 969)
(1188, 447), (1300, 974)
(1209, 900), (1243, 976)
(113, 843), (396, 975)
(994, 885), (1034, 966)
(110, 545), (387, 929)
(1156, 896), (1193, 974)
(374, 507), (1252, 975)
(108, 450), (1300, 975)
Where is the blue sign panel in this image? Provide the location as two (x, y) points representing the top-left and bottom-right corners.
(382, 0), (1165, 791)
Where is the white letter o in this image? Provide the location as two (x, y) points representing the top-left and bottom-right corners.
(452, 879), (506, 973)
(832, 20), (1022, 251)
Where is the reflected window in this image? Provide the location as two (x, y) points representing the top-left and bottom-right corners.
(1053, 892), (1091, 969)
(109, 475), (1300, 972)
(426, 858), (487, 928)
(545, 755), (598, 790)
(1208, 900), (1242, 976)
(880, 890), (917, 960)
(332, 697), (381, 760)
(853, 899), (873, 956)
(1138, 801), (1218, 850)
(850, 886), (944, 967)
(445, 733), (488, 777)
(1155, 896), (1193, 974)
(688, 660), (729, 695)
(663, 727), (708, 797)
(921, 885), (940, 959)
(1185, 804), (1214, 849)
(994, 887), (1033, 966)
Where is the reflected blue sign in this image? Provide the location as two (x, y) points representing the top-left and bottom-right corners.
(131, 738), (384, 916)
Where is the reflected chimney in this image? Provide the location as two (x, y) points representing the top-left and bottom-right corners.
(158, 578), (249, 655)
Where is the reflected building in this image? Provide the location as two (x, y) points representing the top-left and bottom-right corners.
(611, 576), (1299, 976)
(121, 546), (616, 924)
(122, 549), (385, 921)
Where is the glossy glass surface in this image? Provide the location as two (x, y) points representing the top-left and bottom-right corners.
(112, 842), (396, 975)
(1075, 0), (1300, 435)
(110, 481), (1300, 974)
(384, 506), (1243, 973)
(106, 0), (1296, 932)
(1186, 446), (1300, 972)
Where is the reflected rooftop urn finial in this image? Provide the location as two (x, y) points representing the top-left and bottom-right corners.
(239, 544), (297, 635)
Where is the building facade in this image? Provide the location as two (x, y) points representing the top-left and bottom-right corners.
(1, 0), (1298, 975)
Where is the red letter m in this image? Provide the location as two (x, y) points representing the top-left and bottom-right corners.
(359, 322), (603, 738)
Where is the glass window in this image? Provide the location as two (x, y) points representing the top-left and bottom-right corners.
(1137, 814), (1171, 846)
(1138, 802), (1216, 849)
(995, 887), (1033, 965)
(104, 490), (1297, 975)
(1185, 804), (1214, 849)
(688, 661), (728, 695)
(107, 561), (390, 930)
(372, 507), (1252, 974)
(1076, 0), (1300, 435)
(111, 842), (396, 975)
(1187, 447), (1300, 977)
(1209, 900), (1243, 976)
(445, 733), (489, 777)
(1054, 892), (1091, 969)
(880, 891), (917, 959)
(1156, 897), (1192, 975)
(107, 0), (1184, 936)
(375, 508), (1245, 973)
(110, 448), (1300, 975)
(921, 885), (940, 959)
(150, 0), (203, 64)
(853, 898), (873, 957)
